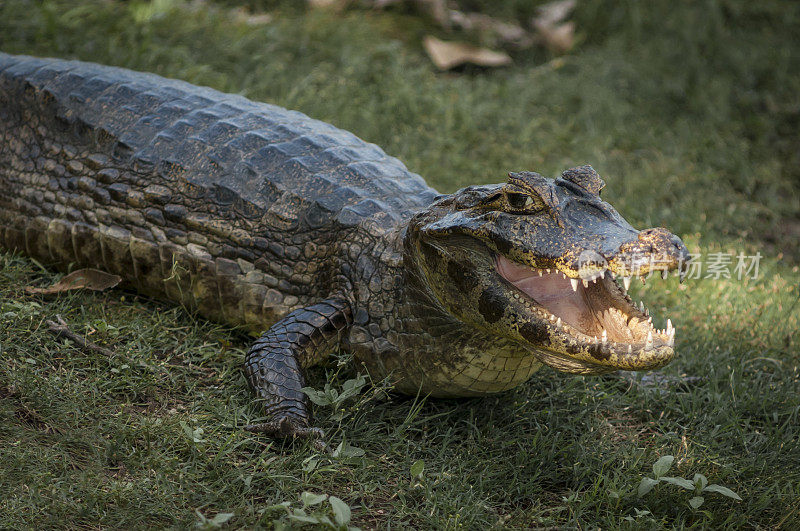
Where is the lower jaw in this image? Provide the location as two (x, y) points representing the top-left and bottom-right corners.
(530, 339), (676, 374)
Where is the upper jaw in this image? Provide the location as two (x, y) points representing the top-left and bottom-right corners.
(606, 227), (692, 280)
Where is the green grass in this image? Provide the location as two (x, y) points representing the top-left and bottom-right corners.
(1, 0), (799, 527)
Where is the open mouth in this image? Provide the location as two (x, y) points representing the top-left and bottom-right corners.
(496, 255), (675, 355)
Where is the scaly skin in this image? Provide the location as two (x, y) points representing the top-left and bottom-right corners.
(0, 54), (690, 441)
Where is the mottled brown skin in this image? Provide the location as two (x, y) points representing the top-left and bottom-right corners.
(0, 54), (689, 441)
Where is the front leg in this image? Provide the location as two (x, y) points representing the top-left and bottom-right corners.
(243, 298), (351, 441)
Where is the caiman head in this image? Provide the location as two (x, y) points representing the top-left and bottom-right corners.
(405, 165), (690, 374)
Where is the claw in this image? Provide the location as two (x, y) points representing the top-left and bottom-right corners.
(245, 416), (326, 449)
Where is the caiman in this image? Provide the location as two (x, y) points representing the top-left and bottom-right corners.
(0, 53), (690, 440)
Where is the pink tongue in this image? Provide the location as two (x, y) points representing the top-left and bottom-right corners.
(496, 255), (597, 334)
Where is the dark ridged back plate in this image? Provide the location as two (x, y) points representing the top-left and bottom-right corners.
(0, 53), (437, 230)
(0, 53), (436, 331)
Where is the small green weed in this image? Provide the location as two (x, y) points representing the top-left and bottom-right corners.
(267, 491), (358, 530)
(638, 455), (742, 512)
(304, 374), (367, 405)
(194, 510), (235, 530)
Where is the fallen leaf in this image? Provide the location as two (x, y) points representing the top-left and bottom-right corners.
(25, 269), (122, 295)
(536, 21), (575, 54)
(421, 0), (449, 28)
(370, 1), (533, 49)
(231, 8), (273, 26)
(449, 11), (534, 49)
(423, 35), (512, 70)
(533, 0), (576, 28)
(307, 0), (347, 8)
(532, 0), (577, 54)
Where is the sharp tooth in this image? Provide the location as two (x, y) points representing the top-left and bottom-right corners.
(582, 279), (589, 288)
(668, 335), (674, 347)
(546, 268), (551, 274)
(645, 331), (654, 350)
(550, 314), (556, 321)
(601, 329), (607, 344)
(628, 344), (633, 353)
(570, 278), (579, 291)
(661, 269), (668, 280)
(556, 317), (562, 327)
(645, 308), (649, 316)
(647, 316), (652, 324)
(623, 276), (631, 291)
(666, 318), (673, 333)
(639, 301), (645, 313)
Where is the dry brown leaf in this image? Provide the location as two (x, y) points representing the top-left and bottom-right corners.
(532, 0), (577, 54)
(369, 1), (534, 49)
(533, 0), (576, 28)
(25, 268), (122, 295)
(449, 11), (534, 49)
(423, 0), (450, 28)
(307, 0), (347, 8)
(536, 21), (575, 54)
(231, 8), (273, 26)
(423, 35), (512, 70)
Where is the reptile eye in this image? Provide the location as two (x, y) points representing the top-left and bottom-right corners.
(506, 192), (537, 211)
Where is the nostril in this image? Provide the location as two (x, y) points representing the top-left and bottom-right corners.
(638, 228), (661, 240)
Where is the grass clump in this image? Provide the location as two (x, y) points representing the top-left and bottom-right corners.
(1, 0), (799, 527)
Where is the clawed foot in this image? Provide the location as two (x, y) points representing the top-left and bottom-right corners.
(245, 416), (328, 452)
